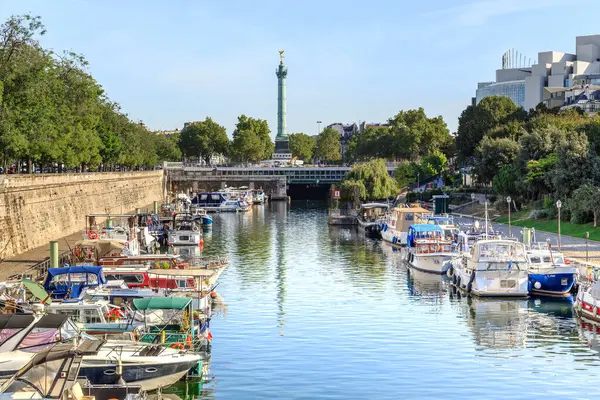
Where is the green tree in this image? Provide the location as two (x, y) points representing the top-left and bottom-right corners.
(388, 108), (451, 161)
(314, 127), (341, 163)
(344, 159), (397, 199)
(179, 118), (229, 164)
(394, 162), (418, 188)
(155, 133), (182, 162)
(421, 151), (448, 175)
(231, 115), (273, 162)
(340, 179), (367, 208)
(492, 164), (520, 197)
(524, 154), (557, 199)
(288, 132), (315, 162)
(475, 137), (520, 184)
(548, 130), (592, 197)
(456, 96), (524, 164)
(572, 183), (600, 227)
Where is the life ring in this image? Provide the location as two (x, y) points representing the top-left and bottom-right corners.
(88, 231), (99, 240)
(171, 343), (184, 350)
(192, 225), (199, 232)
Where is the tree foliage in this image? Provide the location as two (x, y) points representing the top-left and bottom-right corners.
(288, 132), (315, 162)
(572, 184), (600, 227)
(231, 115), (273, 162)
(314, 127), (341, 163)
(179, 118), (228, 164)
(0, 14), (177, 172)
(343, 159), (397, 200)
(456, 96), (525, 164)
(474, 137), (520, 184)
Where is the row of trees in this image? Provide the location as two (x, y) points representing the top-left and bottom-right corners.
(455, 95), (600, 225)
(179, 117), (344, 164)
(0, 15), (181, 173)
(346, 108), (454, 162)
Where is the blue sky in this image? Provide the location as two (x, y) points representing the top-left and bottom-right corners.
(0, 0), (592, 136)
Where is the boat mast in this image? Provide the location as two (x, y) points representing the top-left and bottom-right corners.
(484, 201), (488, 239)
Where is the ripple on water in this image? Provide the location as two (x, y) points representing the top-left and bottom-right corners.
(174, 203), (600, 400)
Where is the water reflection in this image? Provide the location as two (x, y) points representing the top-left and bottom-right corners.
(271, 202), (288, 334)
(457, 296), (530, 350)
(405, 266), (447, 302)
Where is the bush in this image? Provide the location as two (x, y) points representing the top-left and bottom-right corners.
(528, 209), (548, 220)
(570, 210), (591, 224)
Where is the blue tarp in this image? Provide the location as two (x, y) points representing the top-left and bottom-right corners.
(44, 266), (107, 284)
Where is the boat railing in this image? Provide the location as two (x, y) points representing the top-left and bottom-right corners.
(9, 249), (74, 281)
(180, 254), (229, 269)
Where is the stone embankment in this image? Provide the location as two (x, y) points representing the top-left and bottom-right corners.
(0, 171), (164, 259)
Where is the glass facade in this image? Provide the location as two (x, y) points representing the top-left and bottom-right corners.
(475, 80), (526, 108)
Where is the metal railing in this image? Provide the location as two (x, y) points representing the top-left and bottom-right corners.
(9, 249), (73, 281)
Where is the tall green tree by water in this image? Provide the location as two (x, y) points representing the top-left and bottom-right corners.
(288, 133), (315, 162)
(231, 115), (274, 163)
(179, 118), (229, 164)
(343, 159), (397, 200)
(315, 127), (341, 163)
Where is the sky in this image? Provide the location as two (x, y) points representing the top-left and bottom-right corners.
(0, 0), (593, 137)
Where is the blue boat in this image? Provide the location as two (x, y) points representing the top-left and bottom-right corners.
(527, 248), (577, 296)
(43, 265), (106, 301)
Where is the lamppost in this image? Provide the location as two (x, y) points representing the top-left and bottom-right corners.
(317, 121), (322, 135)
(556, 199), (562, 250)
(507, 196), (512, 238)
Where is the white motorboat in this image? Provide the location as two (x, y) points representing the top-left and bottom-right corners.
(357, 203), (389, 237)
(576, 280), (600, 323)
(168, 214), (202, 246)
(380, 204), (432, 246)
(447, 239), (529, 297)
(404, 224), (453, 274)
(0, 311), (202, 391)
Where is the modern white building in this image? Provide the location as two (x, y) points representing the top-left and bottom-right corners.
(476, 35), (600, 112)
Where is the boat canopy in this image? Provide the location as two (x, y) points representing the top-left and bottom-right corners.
(44, 266), (107, 285)
(408, 224), (443, 233)
(360, 203), (389, 209)
(133, 297), (191, 310)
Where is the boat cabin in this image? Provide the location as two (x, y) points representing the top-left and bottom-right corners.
(192, 192), (228, 208)
(47, 299), (113, 325)
(358, 203), (389, 224)
(388, 205), (432, 234)
(43, 266), (107, 301)
(467, 240), (528, 270)
(407, 224), (452, 254)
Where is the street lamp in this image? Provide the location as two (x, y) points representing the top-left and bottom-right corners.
(317, 121), (322, 135)
(506, 196), (512, 237)
(556, 199), (562, 250)
(417, 172), (420, 201)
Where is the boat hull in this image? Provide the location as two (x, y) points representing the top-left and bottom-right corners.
(407, 253), (452, 274)
(79, 358), (200, 391)
(381, 227), (406, 247)
(450, 262), (529, 297)
(200, 216), (213, 225)
(528, 272), (576, 296)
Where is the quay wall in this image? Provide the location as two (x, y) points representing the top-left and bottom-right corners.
(0, 171), (164, 259)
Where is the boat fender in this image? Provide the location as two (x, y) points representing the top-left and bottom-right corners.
(533, 281), (542, 290)
(456, 276), (462, 288)
(192, 225), (200, 232)
(452, 274), (457, 286)
(467, 271), (475, 293)
(594, 306), (598, 315)
(447, 265), (454, 278)
(392, 237), (397, 244)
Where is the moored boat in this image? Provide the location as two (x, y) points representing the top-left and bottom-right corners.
(380, 204), (432, 247)
(448, 239), (529, 297)
(527, 246), (577, 296)
(404, 224), (453, 274)
(357, 203), (389, 238)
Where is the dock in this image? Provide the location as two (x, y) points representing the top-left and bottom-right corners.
(327, 209), (357, 225)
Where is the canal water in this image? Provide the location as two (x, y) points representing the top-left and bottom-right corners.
(184, 202), (600, 399)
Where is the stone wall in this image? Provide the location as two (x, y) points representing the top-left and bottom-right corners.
(0, 171), (164, 258)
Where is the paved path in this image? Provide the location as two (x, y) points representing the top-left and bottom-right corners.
(453, 215), (600, 263)
(0, 232), (82, 280)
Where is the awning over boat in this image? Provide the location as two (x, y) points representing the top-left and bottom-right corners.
(76, 240), (125, 258)
(147, 269), (215, 277)
(0, 314), (34, 330)
(133, 297), (191, 310)
(408, 224), (443, 233)
(43, 265), (107, 285)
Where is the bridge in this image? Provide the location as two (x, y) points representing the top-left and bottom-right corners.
(163, 162), (396, 200)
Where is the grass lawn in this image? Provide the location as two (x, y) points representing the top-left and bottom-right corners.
(495, 209), (600, 241)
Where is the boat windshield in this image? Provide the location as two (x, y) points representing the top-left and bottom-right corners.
(17, 318), (79, 352)
(478, 242), (526, 261)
